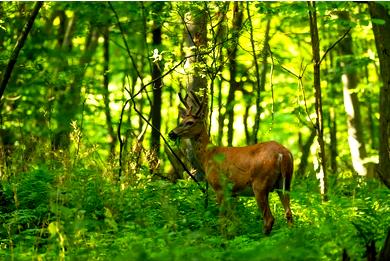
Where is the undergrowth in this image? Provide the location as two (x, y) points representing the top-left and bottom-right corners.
(0, 160), (389, 260)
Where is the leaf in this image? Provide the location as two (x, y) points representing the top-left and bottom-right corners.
(371, 18), (386, 25)
(105, 207), (118, 232)
(213, 153), (226, 163)
(48, 221), (59, 236)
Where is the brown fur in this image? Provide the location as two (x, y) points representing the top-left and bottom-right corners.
(168, 98), (293, 235)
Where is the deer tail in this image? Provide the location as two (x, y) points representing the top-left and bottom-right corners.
(278, 152), (293, 194)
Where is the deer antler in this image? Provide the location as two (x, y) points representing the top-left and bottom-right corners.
(189, 90), (206, 117)
(189, 91), (201, 108)
(178, 92), (189, 109)
(178, 90), (206, 116)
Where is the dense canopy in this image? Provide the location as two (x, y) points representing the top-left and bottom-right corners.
(0, 2), (389, 260)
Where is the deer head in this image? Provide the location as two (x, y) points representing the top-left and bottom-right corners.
(168, 91), (206, 141)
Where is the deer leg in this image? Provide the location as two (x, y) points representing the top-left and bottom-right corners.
(253, 182), (274, 235)
(277, 191), (293, 226)
(213, 188), (228, 215)
(216, 189), (224, 205)
(258, 193), (274, 235)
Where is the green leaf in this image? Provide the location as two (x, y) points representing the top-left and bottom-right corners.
(371, 18), (386, 25)
(48, 221), (59, 236)
(213, 153), (226, 163)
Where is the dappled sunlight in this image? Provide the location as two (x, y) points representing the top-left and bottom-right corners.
(1, 1), (389, 260)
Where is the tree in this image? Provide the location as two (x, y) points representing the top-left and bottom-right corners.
(225, 2), (243, 147)
(368, 2), (390, 189)
(308, 1), (328, 200)
(249, 3), (271, 145)
(182, 3), (208, 175)
(1, 2), (390, 259)
(325, 48), (339, 175)
(52, 25), (99, 150)
(0, 1), (43, 101)
(150, 16), (163, 157)
(102, 26), (117, 155)
(337, 11), (369, 177)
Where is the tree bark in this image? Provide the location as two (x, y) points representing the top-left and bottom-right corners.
(184, 7), (208, 96)
(250, 7), (271, 144)
(379, 229), (390, 261)
(225, 2), (243, 147)
(222, 2), (243, 146)
(186, 7), (208, 170)
(308, 1), (328, 200)
(150, 24), (163, 157)
(62, 12), (75, 52)
(53, 10), (67, 48)
(297, 128), (316, 176)
(0, 3), (4, 49)
(366, 87), (377, 151)
(326, 49), (339, 174)
(172, 5), (208, 180)
(337, 11), (369, 177)
(0, 1), (43, 101)
(243, 105), (251, 144)
(217, 77), (224, 146)
(103, 27), (117, 155)
(52, 26), (99, 150)
(328, 107), (338, 173)
(369, 2), (390, 189)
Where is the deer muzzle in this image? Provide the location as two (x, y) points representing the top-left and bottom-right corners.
(168, 131), (179, 141)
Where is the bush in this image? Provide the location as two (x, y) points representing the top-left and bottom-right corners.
(0, 162), (389, 260)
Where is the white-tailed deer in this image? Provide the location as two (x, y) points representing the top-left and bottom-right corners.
(168, 92), (293, 235)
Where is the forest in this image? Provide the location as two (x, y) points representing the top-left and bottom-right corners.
(0, 1), (390, 260)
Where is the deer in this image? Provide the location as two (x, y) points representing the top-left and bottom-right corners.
(168, 91), (294, 235)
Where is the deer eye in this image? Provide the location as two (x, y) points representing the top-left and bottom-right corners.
(185, 121), (194, 126)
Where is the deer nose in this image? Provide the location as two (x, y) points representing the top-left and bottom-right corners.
(168, 131), (178, 141)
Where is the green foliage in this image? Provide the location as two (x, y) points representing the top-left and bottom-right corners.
(0, 1), (389, 260)
(0, 160), (389, 260)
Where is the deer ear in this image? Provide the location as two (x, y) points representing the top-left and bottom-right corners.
(179, 107), (187, 118)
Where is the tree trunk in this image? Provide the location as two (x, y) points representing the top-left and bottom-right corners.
(0, 1), (43, 101)
(366, 240), (376, 261)
(251, 9), (271, 144)
(328, 107), (338, 173)
(297, 128), (316, 176)
(308, 1), (328, 200)
(173, 5), (208, 180)
(243, 105), (251, 144)
(103, 27), (117, 155)
(53, 10), (67, 48)
(337, 11), (369, 177)
(185, 7), (208, 96)
(52, 26), (99, 150)
(217, 77), (224, 146)
(366, 87), (378, 150)
(324, 30), (339, 175)
(151, 24), (163, 157)
(379, 229), (390, 261)
(225, 2), (243, 147)
(369, 2), (390, 189)
(0, 3), (5, 49)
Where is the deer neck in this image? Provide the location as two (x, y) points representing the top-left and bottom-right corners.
(190, 126), (212, 169)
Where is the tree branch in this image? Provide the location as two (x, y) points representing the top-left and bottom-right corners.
(125, 88), (207, 193)
(0, 1), (43, 101)
(319, 27), (351, 65)
(108, 2), (144, 87)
